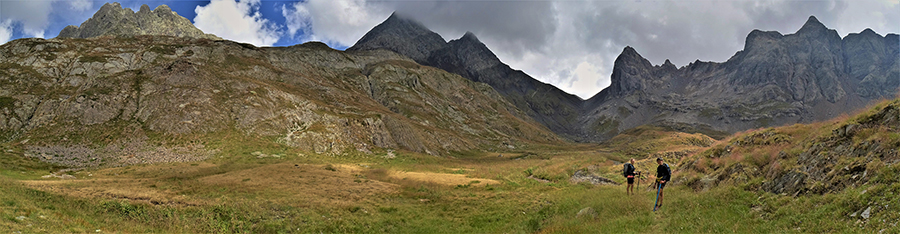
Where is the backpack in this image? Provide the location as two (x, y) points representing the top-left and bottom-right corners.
(623, 163), (634, 177)
(662, 163), (671, 179)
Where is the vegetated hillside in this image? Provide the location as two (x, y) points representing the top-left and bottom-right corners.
(676, 98), (900, 231)
(0, 35), (561, 167)
(351, 14), (899, 143)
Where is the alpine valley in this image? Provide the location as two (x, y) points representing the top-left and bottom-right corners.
(0, 2), (898, 233)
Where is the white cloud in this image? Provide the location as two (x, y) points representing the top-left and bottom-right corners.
(194, 0), (280, 46)
(68, 0), (93, 12)
(0, 0), (97, 40)
(281, 0), (390, 47)
(0, 0), (53, 38)
(570, 61), (607, 99)
(0, 20), (12, 44)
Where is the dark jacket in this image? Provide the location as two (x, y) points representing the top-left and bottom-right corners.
(656, 163), (671, 182)
(623, 163), (635, 177)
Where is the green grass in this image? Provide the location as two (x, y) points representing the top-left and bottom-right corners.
(0, 96), (15, 110)
(2, 99), (898, 233)
(78, 55), (108, 63)
(2, 146), (893, 233)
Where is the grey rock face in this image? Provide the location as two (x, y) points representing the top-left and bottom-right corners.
(57, 2), (220, 40)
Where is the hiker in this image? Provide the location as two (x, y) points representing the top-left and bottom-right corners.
(623, 158), (636, 195)
(654, 157), (671, 210)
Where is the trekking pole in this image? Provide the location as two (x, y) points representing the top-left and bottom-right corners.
(653, 182), (661, 212)
(636, 172), (640, 188)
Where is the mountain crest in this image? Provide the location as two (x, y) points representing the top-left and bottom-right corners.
(615, 46), (653, 68)
(347, 12), (447, 63)
(58, 2), (220, 40)
(608, 46), (654, 96)
(795, 15), (836, 39)
(799, 16), (826, 31)
(461, 31), (480, 42)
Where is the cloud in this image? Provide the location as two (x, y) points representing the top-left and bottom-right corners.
(385, 1), (556, 59)
(281, 0), (391, 47)
(0, 0), (53, 38)
(67, 0), (93, 12)
(0, 0), (98, 40)
(0, 20), (12, 44)
(194, 0), (280, 46)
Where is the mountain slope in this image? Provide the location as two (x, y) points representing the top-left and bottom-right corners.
(0, 34), (561, 166)
(348, 13), (585, 140)
(58, 2), (220, 40)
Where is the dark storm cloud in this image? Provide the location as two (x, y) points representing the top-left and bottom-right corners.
(384, 1), (557, 58)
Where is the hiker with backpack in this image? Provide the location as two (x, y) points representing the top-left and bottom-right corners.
(654, 157), (671, 211)
(623, 158), (637, 195)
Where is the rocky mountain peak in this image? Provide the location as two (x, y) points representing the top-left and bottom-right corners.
(97, 2), (126, 14)
(608, 46), (654, 96)
(441, 30), (503, 74)
(348, 12), (447, 63)
(744, 29), (784, 51)
(460, 31), (480, 42)
(860, 28), (879, 36)
(57, 2), (220, 40)
(796, 15), (832, 37)
(153, 4), (173, 13)
(661, 59), (677, 71)
(615, 46), (652, 67)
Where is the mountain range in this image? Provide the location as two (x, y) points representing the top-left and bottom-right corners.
(0, 3), (897, 164)
(350, 14), (899, 142)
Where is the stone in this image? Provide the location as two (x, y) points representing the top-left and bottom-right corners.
(570, 169), (619, 185)
(576, 207), (597, 219)
(862, 206), (872, 219)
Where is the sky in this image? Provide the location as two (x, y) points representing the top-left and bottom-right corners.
(1, 0), (898, 99)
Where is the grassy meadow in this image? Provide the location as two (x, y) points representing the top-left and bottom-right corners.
(2, 102), (898, 233)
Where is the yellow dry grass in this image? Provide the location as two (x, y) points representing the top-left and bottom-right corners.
(17, 161), (502, 211)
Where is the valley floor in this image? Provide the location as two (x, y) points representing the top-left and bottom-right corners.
(2, 141), (893, 233)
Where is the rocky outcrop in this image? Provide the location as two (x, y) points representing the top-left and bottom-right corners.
(763, 99), (899, 195)
(350, 13), (584, 140)
(679, 99), (899, 196)
(58, 2), (220, 40)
